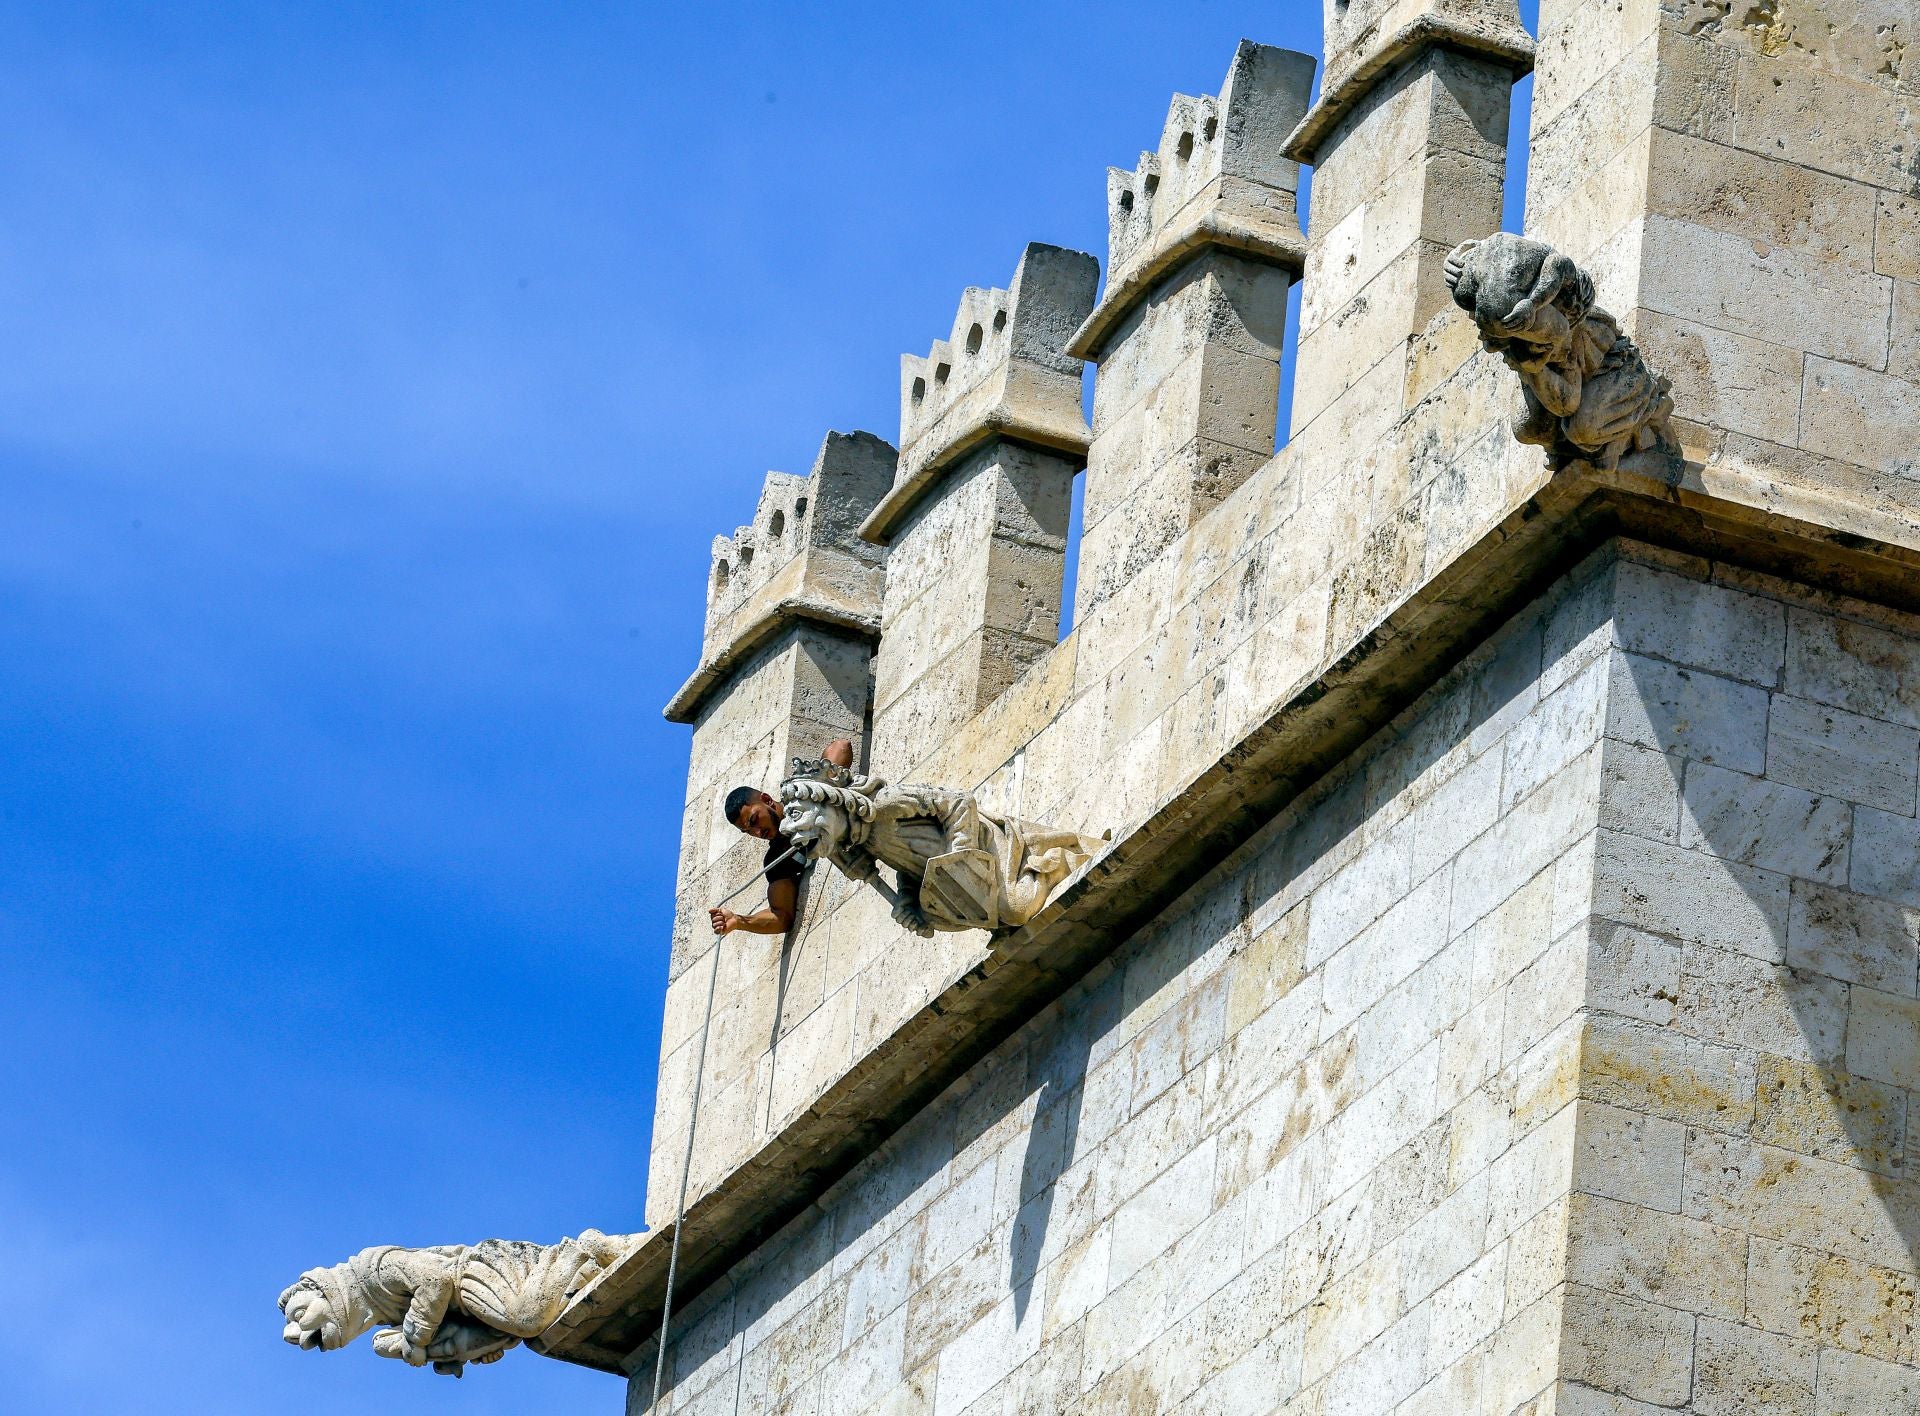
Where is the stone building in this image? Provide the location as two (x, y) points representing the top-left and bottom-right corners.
(534, 0), (1920, 1410)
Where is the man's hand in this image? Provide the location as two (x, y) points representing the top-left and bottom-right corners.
(709, 908), (743, 935)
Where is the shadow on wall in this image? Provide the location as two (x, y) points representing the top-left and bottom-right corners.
(1599, 567), (1920, 1283)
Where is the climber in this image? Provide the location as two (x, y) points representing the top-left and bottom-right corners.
(708, 737), (855, 936)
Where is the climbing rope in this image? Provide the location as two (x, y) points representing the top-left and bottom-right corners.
(650, 842), (805, 1413)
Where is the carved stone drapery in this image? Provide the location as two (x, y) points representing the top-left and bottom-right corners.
(778, 759), (1101, 935)
(279, 1229), (640, 1377)
(1445, 233), (1675, 469)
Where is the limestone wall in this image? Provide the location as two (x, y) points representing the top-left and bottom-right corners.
(635, 542), (1920, 1412)
(639, 548), (1611, 1415)
(1528, 0), (1916, 503)
(629, 0), (1920, 1376)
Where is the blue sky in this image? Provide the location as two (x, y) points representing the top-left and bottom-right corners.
(0, 3), (1531, 1412)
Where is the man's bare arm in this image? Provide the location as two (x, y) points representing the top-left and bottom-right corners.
(710, 876), (798, 936)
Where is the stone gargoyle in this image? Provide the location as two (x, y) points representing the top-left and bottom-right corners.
(778, 758), (1102, 935)
(1445, 232), (1675, 470)
(279, 1228), (640, 1377)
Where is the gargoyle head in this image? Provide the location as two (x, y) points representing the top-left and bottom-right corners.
(1445, 232), (1594, 361)
(779, 762), (877, 863)
(279, 1263), (374, 1352)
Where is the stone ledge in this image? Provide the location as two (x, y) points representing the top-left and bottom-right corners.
(1066, 197), (1307, 361)
(1282, 14), (1535, 164)
(857, 409), (1090, 546)
(663, 594), (879, 725)
(543, 448), (1920, 1372)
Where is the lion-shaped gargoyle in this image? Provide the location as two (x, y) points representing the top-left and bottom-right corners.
(778, 759), (1102, 935)
(1445, 232), (1675, 470)
(279, 1228), (640, 1377)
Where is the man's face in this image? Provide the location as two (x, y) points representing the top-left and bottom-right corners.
(734, 795), (781, 841)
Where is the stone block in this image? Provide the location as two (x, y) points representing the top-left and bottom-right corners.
(1646, 126), (1881, 267)
(1816, 1346), (1920, 1414)
(1425, 1248), (1505, 1370)
(1802, 355), (1920, 478)
(1582, 1013), (1757, 1133)
(1641, 213), (1892, 371)
(1678, 761), (1852, 885)
(1291, 242), (1458, 433)
(1614, 559), (1786, 687)
(1753, 1054), (1907, 1176)
(1730, 50), (1920, 193)
(1846, 986), (1920, 1090)
(1852, 807), (1920, 909)
(1300, 143), (1505, 339)
(1574, 1101), (1687, 1213)
(1530, 0), (1662, 137)
(1587, 920), (1683, 1027)
(1558, 1284), (1698, 1407)
(1592, 830), (1791, 963)
(1326, 495), (1431, 657)
(1692, 1314), (1817, 1416)
(1787, 878), (1920, 995)
(1501, 925), (1587, 1067)
(1635, 309), (1806, 446)
(1786, 606), (1920, 731)
(1565, 1192), (1747, 1319)
(1682, 1129), (1915, 1272)
(1892, 279), (1920, 385)
(1771, 694), (1920, 814)
(1228, 901), (1309, 1036)
(1680, 0), (1914, 93)
(1488, 1102), (1579, 1242)
(1596, 740), (1683, 845)
(1880, 191), (1920, 282)
(1528, 30), (1735, 229)
(1321, 870), (1452, 1039)
(928, 1276), (1046, 1416)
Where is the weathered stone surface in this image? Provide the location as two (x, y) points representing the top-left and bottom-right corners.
(1802, 356), (1920, 479)
(673, 430), (896, 723)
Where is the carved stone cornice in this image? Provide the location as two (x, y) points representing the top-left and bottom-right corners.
(1283, 11), (1535, 163)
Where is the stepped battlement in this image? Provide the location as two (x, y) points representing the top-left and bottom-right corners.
(863, 242), (1097, 545)
(667, 429), (894, 725)
(1071, 40), (1314, 361)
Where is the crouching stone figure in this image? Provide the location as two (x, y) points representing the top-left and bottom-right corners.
(778, 758), (1102, 935)
(279, 1229), (640, 1376)
(1445, 232), (1674, 469)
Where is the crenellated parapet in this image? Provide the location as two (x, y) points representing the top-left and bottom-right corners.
(668, 430), (895, 725)
(865, 246), (1095, 775)
(1068, 40), (1315, 362)
(1284, 0), (1533, 440)
(861, 242), (1097, 546)
(1070, 41), (1314, 620)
